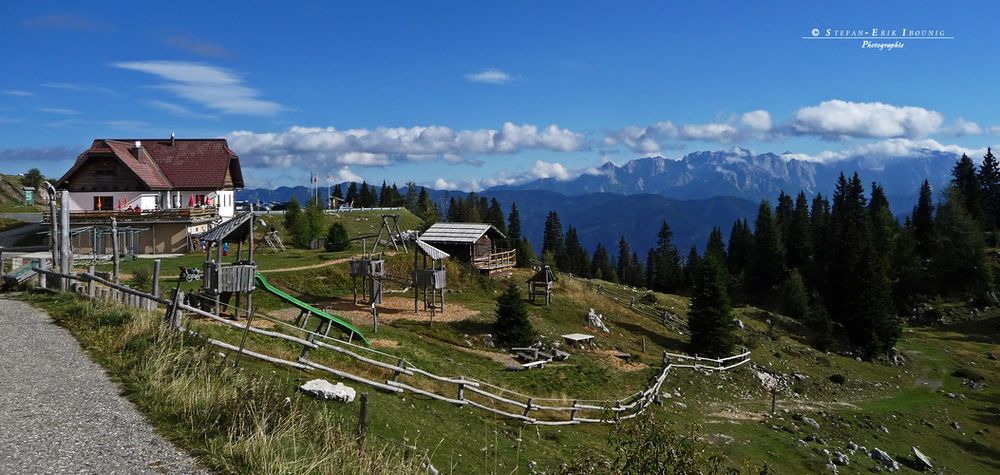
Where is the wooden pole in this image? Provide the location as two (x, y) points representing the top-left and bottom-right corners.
(59, 190), (71, 291)
(151, 259), (161, 299)
(46, 183), (59, 272)
(110, 217), (120, 285)
(357, 392), (369, 443)
(770, 387), (777, 414)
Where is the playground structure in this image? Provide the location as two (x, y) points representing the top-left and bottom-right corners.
(370, 214), (408, 254)
(261, 229), (286, 252)
(349, 241), (385, 307)
(528, 265), (555, 305)
(412, 239), (448, 316)
(255, 272), (368, 344)
(197, 211), (258, 319)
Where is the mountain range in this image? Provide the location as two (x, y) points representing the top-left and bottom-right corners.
(238, 148), (965, 255)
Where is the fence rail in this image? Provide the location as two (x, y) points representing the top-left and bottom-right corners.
(4, 261), (750, 426)
(564, 273), (688, 331)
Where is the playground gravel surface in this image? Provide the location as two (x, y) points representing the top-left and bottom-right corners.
(0, 298), (205, 474)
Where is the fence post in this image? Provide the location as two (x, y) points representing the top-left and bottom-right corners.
(523, 397), (533, 417)
(86, 265), (95, 298)
(392, 358), (406, 382)
(151, 259), (161, 300)
(165, 289), (183, 330)
(300, 332), (315, 360)
(570, 399), (579, 421)
(38, 259), (47, 289)
(357, 392), (369, 447)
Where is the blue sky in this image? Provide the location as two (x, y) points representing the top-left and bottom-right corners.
(1, 1), (998, 190)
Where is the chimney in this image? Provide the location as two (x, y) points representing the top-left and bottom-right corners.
(170, 132), (175, 147)
(133, 140), (143, 162)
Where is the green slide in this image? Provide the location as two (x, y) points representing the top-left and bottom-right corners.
(254, 272), (369, 345)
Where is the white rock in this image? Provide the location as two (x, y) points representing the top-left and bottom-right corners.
(802, 416), (821, 430)
(871, 448), (899, 472)
(300, 379), (356, 402)
(586, 308), (610, 333)
(911, 446), (932, 469)
(833, 451), (850, 465)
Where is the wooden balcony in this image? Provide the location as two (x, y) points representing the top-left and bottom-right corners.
(472, 249), (516, 272)
(54, 207), (219, 224)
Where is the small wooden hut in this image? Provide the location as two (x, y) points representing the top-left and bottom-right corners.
(418, 223), (514, 272)
(527, 265), (555, 305)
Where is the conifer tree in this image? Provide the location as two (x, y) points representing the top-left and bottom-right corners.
(324, 222), (351, 251)
(493, 283), (537, 348)
(485, 198), (507, 235)
(283, 196), (303, 242)
(507, 203), (522, 241)
(542, 211), (566, 267)
(687, 257), (737, 357)
(979, 148), (1000, 231)
(726, 219), (753, 276)
(912, 180), (935, 259)
(379, 180), (390, 207)
(952, 153), (983, 226)
(346, 182), (359, 205)
(446, 197), (461, 221)
(931, 187), (994, 295)
(404, 182), (419, 211)
(684, 245), (701, 285)
(591, 243), (613, 281)
(780, 270), (809, 320)
(775, 190), (794, 245)
(868, 182), (899, 276)
(332, 183), (343, 200)
(651, 221), (683, 292)
(704, 227), (727, 265)
(564, 226), (590, 277)
(359, 182), (372, 208)
(745, 200), (785, 301)
(786, 191), (813, 270)
(415, 187), (438, 224)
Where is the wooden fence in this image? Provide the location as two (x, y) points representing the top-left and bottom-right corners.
(5, 263), (750, 426)
(564, 273), (688, 331)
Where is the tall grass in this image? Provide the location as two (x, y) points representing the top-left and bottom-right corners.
(52, 299), (421, 475)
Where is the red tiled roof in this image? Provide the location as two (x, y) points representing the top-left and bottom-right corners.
(59, 138), (243, 190)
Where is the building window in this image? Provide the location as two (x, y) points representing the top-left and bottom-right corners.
(93, 196), (113, 211)
(195, 194), (206, 206)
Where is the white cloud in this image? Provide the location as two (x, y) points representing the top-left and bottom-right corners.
(335, 166), (364, 183)
(35, 107), (78, 115)
(782, 138), (982, 163)
(605, 111), (772, 154)
(530, 160), (571, 180)
(788, 100), (943, 139)
(41, 82), (116, 95)
(430, 160), (594, 192)
(146, 100), (218, 119)
(227, 123), (587, 168)
(2, 90), (35, 97)
(465, 68), (513, 84)
(946, 118), (981, 136)
(112, 60), (281, 115)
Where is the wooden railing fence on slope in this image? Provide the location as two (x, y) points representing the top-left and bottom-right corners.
(10, 263), (750, 425)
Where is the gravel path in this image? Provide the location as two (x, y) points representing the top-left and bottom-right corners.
(0, 298), (205, 474)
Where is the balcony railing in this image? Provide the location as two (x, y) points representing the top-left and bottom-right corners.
(55, 207), (219, 223)
(472, 249), (516, 271)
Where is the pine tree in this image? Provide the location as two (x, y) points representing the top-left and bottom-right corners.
(591, 243), (613, 281)
(931, 187), (994, 295)
(515, 238), (536, 268)
(379, 180), (390, 207)
(416, 187), (438, 224)
(564, 226), (590, 277)
(542, 211), (566, 268)
(726, 219), (753, 276)
(912, 180), (935, 259)
(683, 245), (701, 285)
(979, 148), (1000, 231)
(446, 197), (461, 221)
(687, 257), (737, 357)
(775, 190), (794, 246)
(359, 182), (371, 208)
(651, 221), (683, 292)
(404, 182), (419, 211)
(629, 252), (644, 288)
(854, 250), (900, 358)
(807, 193), (831, 290)
(301, 197), (326, 248)
(493, 282), (537, 348)
(745, 200), (785, 301)
(485, 198), (507, 235)
(332, 183), (343, 199)
(952, 153), (983, 226)
(617, 235), (632, 285)
(283, 196), (303, 244)
(346, 182), (359, 205)
(868, 182), (899, 276)
(892, 220), (925, 311)
(465, 194), (482, 222)
(780, 270), (809, 320)
(324, 222), (351, 251)
(507, 203), (522, 241)
(786, 191), (813, 270)
(704, 227), (727, 265)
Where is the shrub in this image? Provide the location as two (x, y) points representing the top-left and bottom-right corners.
(324, 222), (351, 252)
(131, 268), (151, 292)
(829, 374), (846, 385)
(493, 282), (536, 348)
